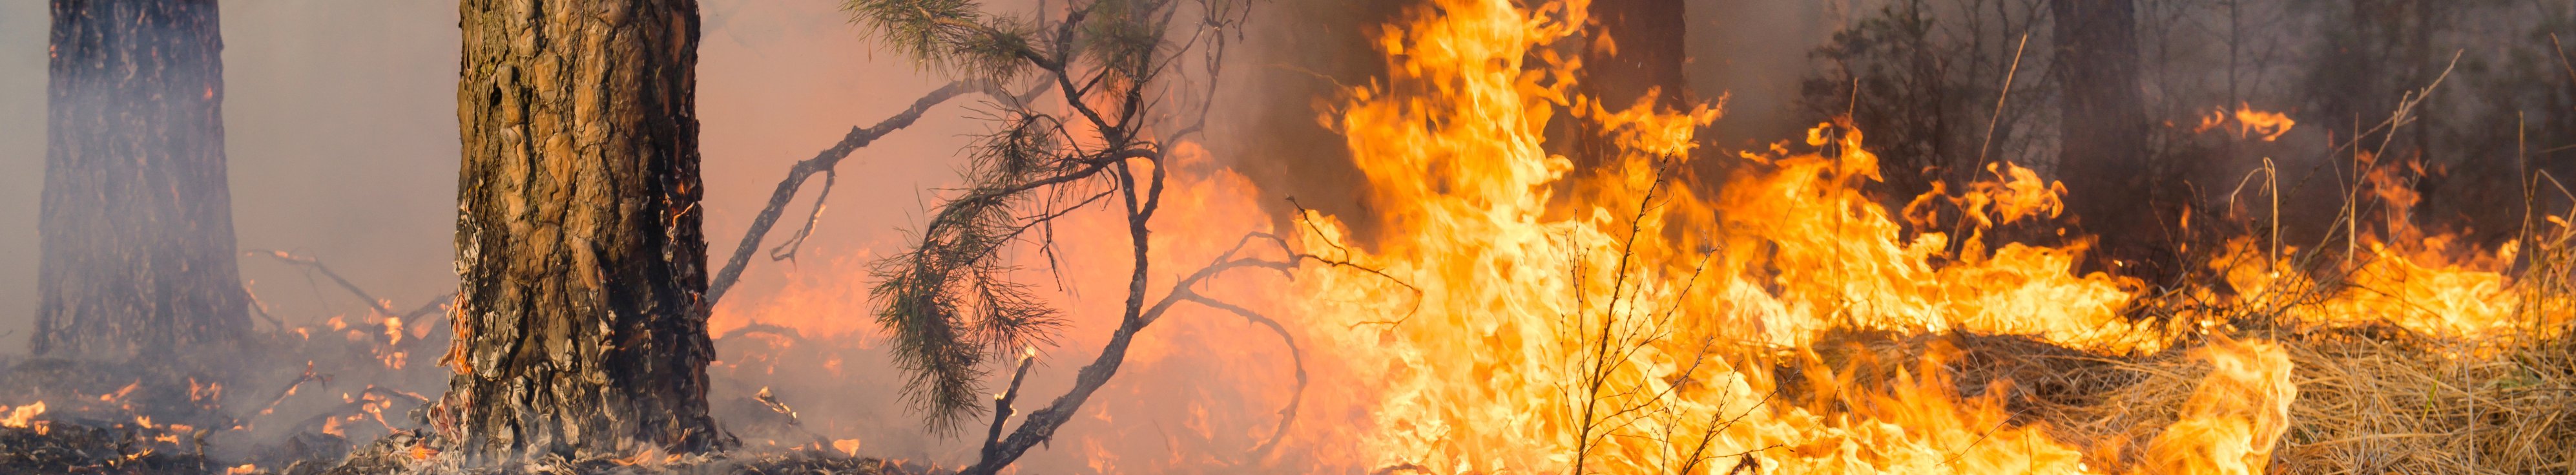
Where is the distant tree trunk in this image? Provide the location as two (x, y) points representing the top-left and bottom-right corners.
(1572, 0), (1688, 170)
(2049, 0), (2163, 272)
(433, 0), (726, 461)
(36, 0), (249, 358)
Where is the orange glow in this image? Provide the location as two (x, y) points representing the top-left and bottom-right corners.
(2, 401), (44, 428)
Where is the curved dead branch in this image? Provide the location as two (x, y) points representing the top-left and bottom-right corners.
(1178, 293), (1306, 461)
(705, 79), (1026, 308)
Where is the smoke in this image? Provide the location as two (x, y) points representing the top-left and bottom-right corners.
(0, 5), (39, 356)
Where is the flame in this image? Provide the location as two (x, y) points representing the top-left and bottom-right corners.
(2143, 338), (2296, 475)
(2, 401), (45, 428)
(2234, 106), (2296, 142)
(101, 381), (139, 402)
(1269, 1), (2197, 472)
(385, 316), (405, 346)
(2199, 151), (2546, 341)
(2194, 103), (2296, 141)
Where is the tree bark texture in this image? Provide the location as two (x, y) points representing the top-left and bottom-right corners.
(436, 0), (725, 461)
(2049, 0), (2161, 256)
(1573, 0), (1688, 170)
(36, 0), (249, 358)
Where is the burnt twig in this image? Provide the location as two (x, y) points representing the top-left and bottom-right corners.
(240, 362), (330, 428)
(247, 249), (393, 316)
(706, 79), (1043, 309)
(979, 350), (1037, 464)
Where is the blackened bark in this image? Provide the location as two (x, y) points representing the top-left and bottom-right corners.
(36, 0), (249, 358)
(2049, 0), (2163, 269)
(1572, 0), (1688, 169)
(435, 0), (727, 461)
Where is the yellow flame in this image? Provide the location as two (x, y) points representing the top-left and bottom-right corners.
(2142, 338), (2297, 475)
(2, 401), (45, 428)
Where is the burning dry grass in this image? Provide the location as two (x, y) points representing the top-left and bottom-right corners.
(1827, 323), (2576, 474)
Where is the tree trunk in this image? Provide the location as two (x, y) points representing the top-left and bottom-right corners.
(1571, 0), (1688, 172)
(2048, 0), (2162, 270)
(434, 0), (727, 461)
(36, 0), (249, 358)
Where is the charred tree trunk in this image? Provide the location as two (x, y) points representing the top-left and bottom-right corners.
(1572, 0), (1687, 170)
(36, 0), (249, 358)
(433, 0), (727, 461)
(2048, 0), (2164, 275)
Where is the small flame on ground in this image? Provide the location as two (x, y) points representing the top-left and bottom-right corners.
(2, 401), (45, 428)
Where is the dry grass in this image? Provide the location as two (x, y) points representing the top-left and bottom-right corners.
(1866, 322), (2576, 474)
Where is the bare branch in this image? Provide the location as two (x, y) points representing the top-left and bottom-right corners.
(1178, 293), (1305, 461)
(706, 79), (1003, 308)
(247, 249), (394, 315)
(979, 349), (1038, 464)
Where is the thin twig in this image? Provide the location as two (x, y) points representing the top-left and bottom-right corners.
(705, 79), (1011, 308)
(979, 350), (1038, 464)
(1969, 32), (2031, 175)
(247, 249), (393, 315)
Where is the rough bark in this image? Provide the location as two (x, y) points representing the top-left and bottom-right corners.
(1572, 0), (1688, 170)
(36, 0), (249, 358)
(435, 0), (726, 461)
(2049, 0), (2163, 267)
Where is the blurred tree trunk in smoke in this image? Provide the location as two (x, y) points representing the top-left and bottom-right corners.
(2049, 0), (2166, 273)
(434, 0), (729, 461)
(36, 0), (250, 358)
(1573, 0), (1688, 170)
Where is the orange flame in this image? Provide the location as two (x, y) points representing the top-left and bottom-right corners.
(2194, 103), (2296, 141)
(2142, 338), (2297, 475)
(2, 401), (45, 428)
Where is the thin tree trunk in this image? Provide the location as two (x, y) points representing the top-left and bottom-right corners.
(36, 0), (249, 358)
(2049, 0), (2161, 268)
(434, 0), (727, 461)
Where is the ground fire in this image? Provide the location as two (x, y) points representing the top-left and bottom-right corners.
(3, 0), (2575, 474)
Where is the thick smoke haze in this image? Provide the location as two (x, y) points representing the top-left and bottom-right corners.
(0, 2), (43, 355)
